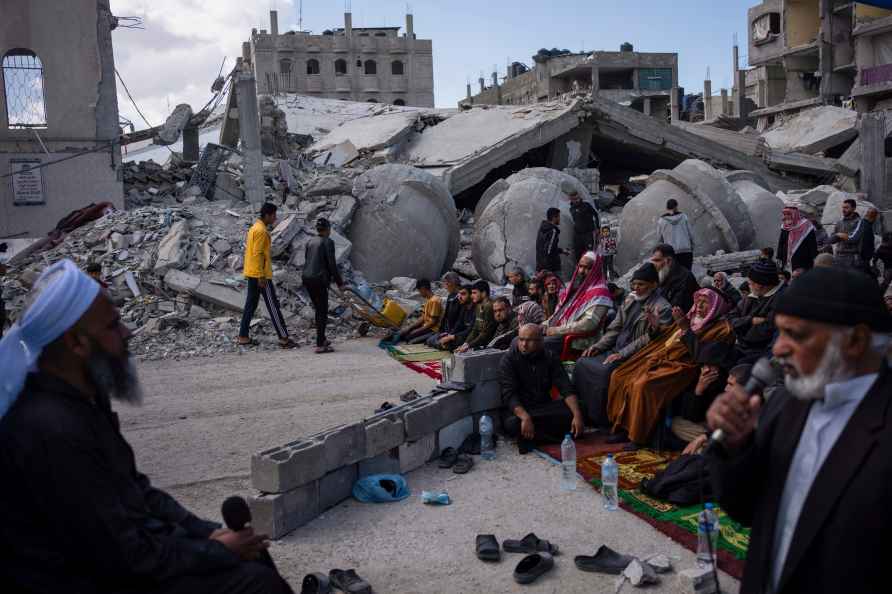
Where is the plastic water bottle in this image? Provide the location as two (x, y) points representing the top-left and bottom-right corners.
(560, 434), (577, 491)
(697, 503), (720, 568)
(479, 415), (496, 460)
(601, 454), (619, 510)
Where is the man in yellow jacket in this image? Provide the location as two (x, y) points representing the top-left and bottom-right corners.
(238, 203), (296, 348)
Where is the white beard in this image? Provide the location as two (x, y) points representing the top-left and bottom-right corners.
(782, 333), (852, 401)
(658, 266), (670, 283)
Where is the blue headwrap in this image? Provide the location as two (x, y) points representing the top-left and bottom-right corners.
(0, 259), (100, 420)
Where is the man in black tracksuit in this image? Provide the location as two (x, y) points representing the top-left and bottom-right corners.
(566, 183), (599, 262)
(302, 218), (344, 354)
(536, 207), (566, 275)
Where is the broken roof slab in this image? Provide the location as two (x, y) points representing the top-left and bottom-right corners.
(402, 100), (584, 195)
(761, 105), (858, 155)
(310, 110), (421, 154)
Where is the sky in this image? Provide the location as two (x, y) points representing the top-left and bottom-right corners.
(112, 0), (754, 128)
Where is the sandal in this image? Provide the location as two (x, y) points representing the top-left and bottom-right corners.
(458, 433), (481, 456)
(314, 345), (335, 354)
(328, 569), (371, 594)
(503, 532), (559, 555)
(374, 402), (395, 414)
(399, 389), (420, 403)
(476, 534), (501, 562)
(237, 337), (259, 346)
(437, 447), (459, 469)
(452, 453), (474, 474)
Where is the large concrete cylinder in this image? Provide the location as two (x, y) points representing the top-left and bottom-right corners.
(349, 164), (460, 282)
(615, 159), (756, 273)
(472, 167), (594, 283)
(725, 171), (785, 253)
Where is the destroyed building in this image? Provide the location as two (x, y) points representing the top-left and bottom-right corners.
(0, 0), (123, 239)
(249, 10), (434, 108)
(463, 45), (679, 121)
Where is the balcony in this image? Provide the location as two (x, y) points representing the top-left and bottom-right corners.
(853, 64), (892, 98)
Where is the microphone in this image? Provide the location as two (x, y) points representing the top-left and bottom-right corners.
(710, 356), (780, 446)
(221, 496), (252, 531)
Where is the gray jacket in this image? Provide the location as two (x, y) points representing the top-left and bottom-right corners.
(832, 213), (867, 257)
(302, 235), (343, 286)
(591, 290), (672, 361)
(657, 212), (695, 254)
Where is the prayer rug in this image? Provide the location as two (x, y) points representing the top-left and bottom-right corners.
(403, 359), (442, 381)
(537, 440), (748, 579)
(388, 343), (450, 363)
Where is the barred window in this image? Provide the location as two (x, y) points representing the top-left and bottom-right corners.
(279, 59), (292, 74)
(3, 48), (48, 129)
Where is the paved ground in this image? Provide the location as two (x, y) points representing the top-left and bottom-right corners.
(127, 339), (739, 593)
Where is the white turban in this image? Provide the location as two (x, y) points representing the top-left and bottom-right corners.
(0, 259), (100, 419)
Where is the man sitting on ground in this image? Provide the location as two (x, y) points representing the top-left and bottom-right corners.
(488, 296), (519, 350)
(650, 244), (699, 312)
(455, 281), (496, 353)
(712, 271), (742, 305)
(0, 260), (292, 594)
(506, 267), (530, 306)
(731, 259), (784, 363)
(394, 279), (443, 344)
(500, 324), (585, 454)
(427, 277), (472, 351)
(572, 263), (673, 428)
(542, 251), (613, 357)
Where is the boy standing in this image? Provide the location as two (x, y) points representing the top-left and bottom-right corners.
(601, 225), (618, 280)
(303, 217), (344, 353)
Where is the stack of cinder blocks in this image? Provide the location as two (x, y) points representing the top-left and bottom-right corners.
(249, 349), (506, 539)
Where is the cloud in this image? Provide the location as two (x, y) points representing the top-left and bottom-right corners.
(112, 1), (293, 125)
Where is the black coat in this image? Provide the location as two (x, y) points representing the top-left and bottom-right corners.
(536, 220), (562, 273)
(730, 287), (783, 354)
(659, 262), (699, 312)
(499, 343), (573, 412)
(709, 363), (892, 594)
(440, 292), (463, 334)
(777, 228), (818, 272)
(0, 373), (238, 593)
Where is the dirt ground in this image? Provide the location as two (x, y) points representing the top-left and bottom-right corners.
(127, 339), (739, 593)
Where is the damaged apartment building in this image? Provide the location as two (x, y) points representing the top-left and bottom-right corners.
(0, 0), (123, 239)
(248, 10), (435, 108)
(462, 44), (679, 121)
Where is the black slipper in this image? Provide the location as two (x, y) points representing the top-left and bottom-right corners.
(399, 389), (421, 402)
(328, 569), (371, 594)
(574, 545), (635, 575)
(452, 453), (474, 474)
(437, 447), (459, 468)
(458, 433), (481, 455)
(374, 402), (395, 414)
(476, 534), (501, 562)
(503, 533), (559, 555)
(301, 572), (332, 594)
(513, 552), (554, 584)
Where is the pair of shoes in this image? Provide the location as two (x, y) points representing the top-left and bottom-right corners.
(304, 569), (369, 594)
(437, 447), (474, 474)
(458, 433), (481, 455)
(517, 439), (533, 455)
(475, 533), (557, 584)
(374, 402), (394, 414)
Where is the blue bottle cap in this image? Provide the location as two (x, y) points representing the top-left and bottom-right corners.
(606, 453), (613, 459)
(705, 502), (714, 510)
(566, 433), (571, 438)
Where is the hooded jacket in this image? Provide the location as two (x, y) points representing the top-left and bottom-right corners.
(536, 220), (562, 272)
(657, 212), (695, 254)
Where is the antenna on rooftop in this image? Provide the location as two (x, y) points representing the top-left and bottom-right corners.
(298, 0), (303, 31)
(706, 66), (711, 80)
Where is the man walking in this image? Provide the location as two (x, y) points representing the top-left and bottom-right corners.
(656, 199), (696, 269)
(238, 203), (296, 349)
(303, 217), (344, 354)
(566, 182), (600, 263)
(536, 207), (565, 276)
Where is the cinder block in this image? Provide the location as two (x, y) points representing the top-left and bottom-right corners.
(469, 380), (502, 413)
(403, 398), (442, 440)
(319, 464), (358, 512)
(249, 480), (320, 539)
(364, 416), (405, 457)
(251, 439), (326, 493)
(438, 416), (474, 451)
(448, 349), (505, 383)
(433, 390), (471, 429)
(358, 450), (401, 477)
(399, 433), (437, 474)
(319, 422), (366, 472)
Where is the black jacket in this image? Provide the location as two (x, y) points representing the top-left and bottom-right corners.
(709, 363), (892, 594)
(499, 343), (573, 412)
(730, 287), (783, 354)
(777, 228), (818, 272)
(452, 304), (477, 344)
(0, 373), (238, 593)
(303, 235), (343, 286)
(440, 292), (463, 334)
(659, 262), (699, 312)
(570, 200), (599, 235)
(536, 221), (562, 273)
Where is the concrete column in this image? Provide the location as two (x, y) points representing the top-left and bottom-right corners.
(346, 13), (357, 102)
(479, 77), (485, 94)
(405, 14), (415, 105)
(670, 89), (679, 124)
(643, 97), (652, 116)
(466, 83), (472, 100)
(704, 79), (713, 121)
(736, 70), (750, 120)
(720, 88), (729, 116)
(242, 42), (251, 63)
(862, 111), (888, 208)
(270, 10), (278, 36)
(270, 11), (279, 94)
(182, 125), (199, 162)
(591, 64), (600, 97)
(236, 69), (265, 205)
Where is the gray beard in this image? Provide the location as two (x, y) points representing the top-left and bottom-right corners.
(87, 349), (143, 406)
(658, 266), (670, 283)
(782, 334), (852, 401)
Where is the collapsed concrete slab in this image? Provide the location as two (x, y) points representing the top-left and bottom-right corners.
(402, 100), (584, 195)
(153, 220), (190, 272)
(310, 110), (421, 154)
(724, 171), (785, 252)
(616, 160), (757, 273)
(762, 106), (858, 155)
(349, 164), (460, 282)
(471, 168), (593, 282)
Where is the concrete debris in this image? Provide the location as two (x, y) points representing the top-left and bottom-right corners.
(157, 104), (194, 146)
(154, 220), (191, 272)
(762, 106), (858, 155)
(623, 558), (660, 587)
(306, 175), (354, 197)
(724, 171), (785, 252)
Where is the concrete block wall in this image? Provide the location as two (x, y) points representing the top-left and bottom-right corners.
(249, 349), (507, 539)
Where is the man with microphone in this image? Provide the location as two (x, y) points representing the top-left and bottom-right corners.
(706, 266), (892, 594)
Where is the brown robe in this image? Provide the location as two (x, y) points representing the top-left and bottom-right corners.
(606, 319), (734, 444)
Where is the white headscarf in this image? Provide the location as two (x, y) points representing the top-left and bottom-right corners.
(0, 259), (100, 420)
